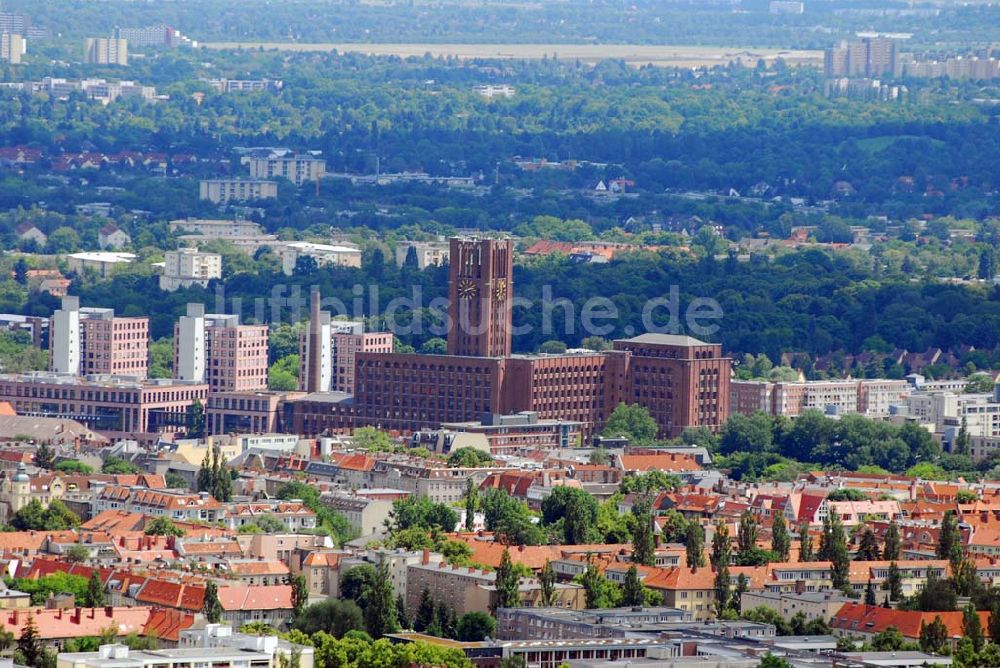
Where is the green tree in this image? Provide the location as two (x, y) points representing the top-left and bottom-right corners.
(203, 582), (222, 624)
(603, 403), (658, 442)
(463, 477), (477, 532)
(819, 514), (849, 589)
(494, 548), (521, 611)
(937, 511), (959, 560)
(291, 574), (308, 619)
(341, 565), (377, 607)
(539, 560), (557, 607)
(34, 443), (54, 469)
(711, 523), (732, 615)
(144, 516), (185, 537)
(798, 525), (814, 562)
(580, 556), (619, 609)
(622, 565), (645, 607)
(17, 615), (42, 668)
(686, 522), (706, 568)
(883, 521), (901, 562)
(102, 457), (139, 474)
(758, 654), (792, 668)
(419, 337), (447, 354)
(885, 562), (903, 602)
(292, 599), (364, 637)
(771, 513), (790, 562)
(84, 571), (105, 607)
(631, 496), (655, 566)
(855, 527), (881, 561)
(954, 416), (971, 456)
(456, 611), (496, 641)
(65, 545), (90, 563)
(919, 616), (949, 654)
(414, 587), (435, 632)
(865, 580), (876, 606)
(448, 447), (493, 468)
(871, 626), (905, 651)
(737, 511), (758, 555)
(395, 594), (411, 631)
(364, 559), (399, 638)
(963, 603), (985, 652)
(55, 460), (93, 474)
(189, 398), (206, 438)
(541, 486), (600, 545)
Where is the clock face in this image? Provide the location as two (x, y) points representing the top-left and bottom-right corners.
(494, 279), (507, 302)
(458, 279), (478, 299)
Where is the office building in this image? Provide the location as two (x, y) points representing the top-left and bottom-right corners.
(300, 291), (394, 394)
(200, 178), (278, 204)
(0, 372), (207, 435)
(84, 37), (128, 66)
(174, 305), (268, 392)
(0, 33), (26, 64)
(205, 391), (297, 435)
(160, 248), (222, 291)
(247, 152), (326, 186)
(291, 237), (731, 438)
(49, 297), (149, 379)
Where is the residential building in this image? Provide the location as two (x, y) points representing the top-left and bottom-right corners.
(113, 25), (189, 49)
(168, 218), (265, 239)
(769, 1), (804, 14)
(824, 37), (898, 77)
(275, 241), (361, 275)
(0, 32), (25, 64)
(830, 603), (989, 648)
(320, 493), (393, 537)
(247, 152), (326, 186)
(0, 372), (208, 436)
(475, 84), (516, 98)
(67, 252), (136, 277)
(740, 591), (852, 624)
(160, 248), (222, 291)
(227, 501), (317, 532)
(495, 606), (691, 641)
(207, 79), (283, 93)
(827, 499), (902, 526)
(58, 645), (272, 668)
(84, 37), (128, 66)
(405, 561), (584, 618)
(394, 240), (450, 269)
(731, 379), (909, 418)
(92, 486), (226, 522)
(174, 305), (268, 392)
(15, 223), (46, 246)
(199, 179), (278, 204)
(49, 297), (149, 378)
(98, 224), (131, 250)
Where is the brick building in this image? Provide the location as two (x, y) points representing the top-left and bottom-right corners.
(290, 237), (731, 438)
(49, 297), (149, 378)
(174, 305), (268, 393)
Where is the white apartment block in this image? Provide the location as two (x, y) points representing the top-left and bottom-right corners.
(276, 241), (361, 275)
(731, 379), (910, 418)
(169, 218), (265, 239)
(394, 240), (451, 269)
(200, 179), (278, 204)
(905, 391), (1000, 437)
(160, 247), (222, 291)
(247, 154), (326, 186)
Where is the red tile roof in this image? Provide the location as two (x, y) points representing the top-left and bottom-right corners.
(216, 585), (293, 611)
(830, 602), (989, 640)
(0, 607), (152, 640)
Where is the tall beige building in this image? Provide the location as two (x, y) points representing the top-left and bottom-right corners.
(84, 37), (128, 65)
(0, 33), (25, 64)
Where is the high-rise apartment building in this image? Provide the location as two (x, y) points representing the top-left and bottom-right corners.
(174, 305), (268, 392)
(299, 291), (393, 394)
(247, 153), (326, 186)
(447, 237), (513, 358)
(49, 297), (149, 378)
(199, 178), (278, 204)
(84, 37), (128, 66)
(824, 37), (898, 78)
(160, 248), (222, 291)
(0, 33), (25, 64)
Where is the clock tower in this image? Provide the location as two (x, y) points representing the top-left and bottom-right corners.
(447, 237), (513, 357)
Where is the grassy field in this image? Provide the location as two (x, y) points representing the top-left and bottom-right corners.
(202, 42), (822, 68)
